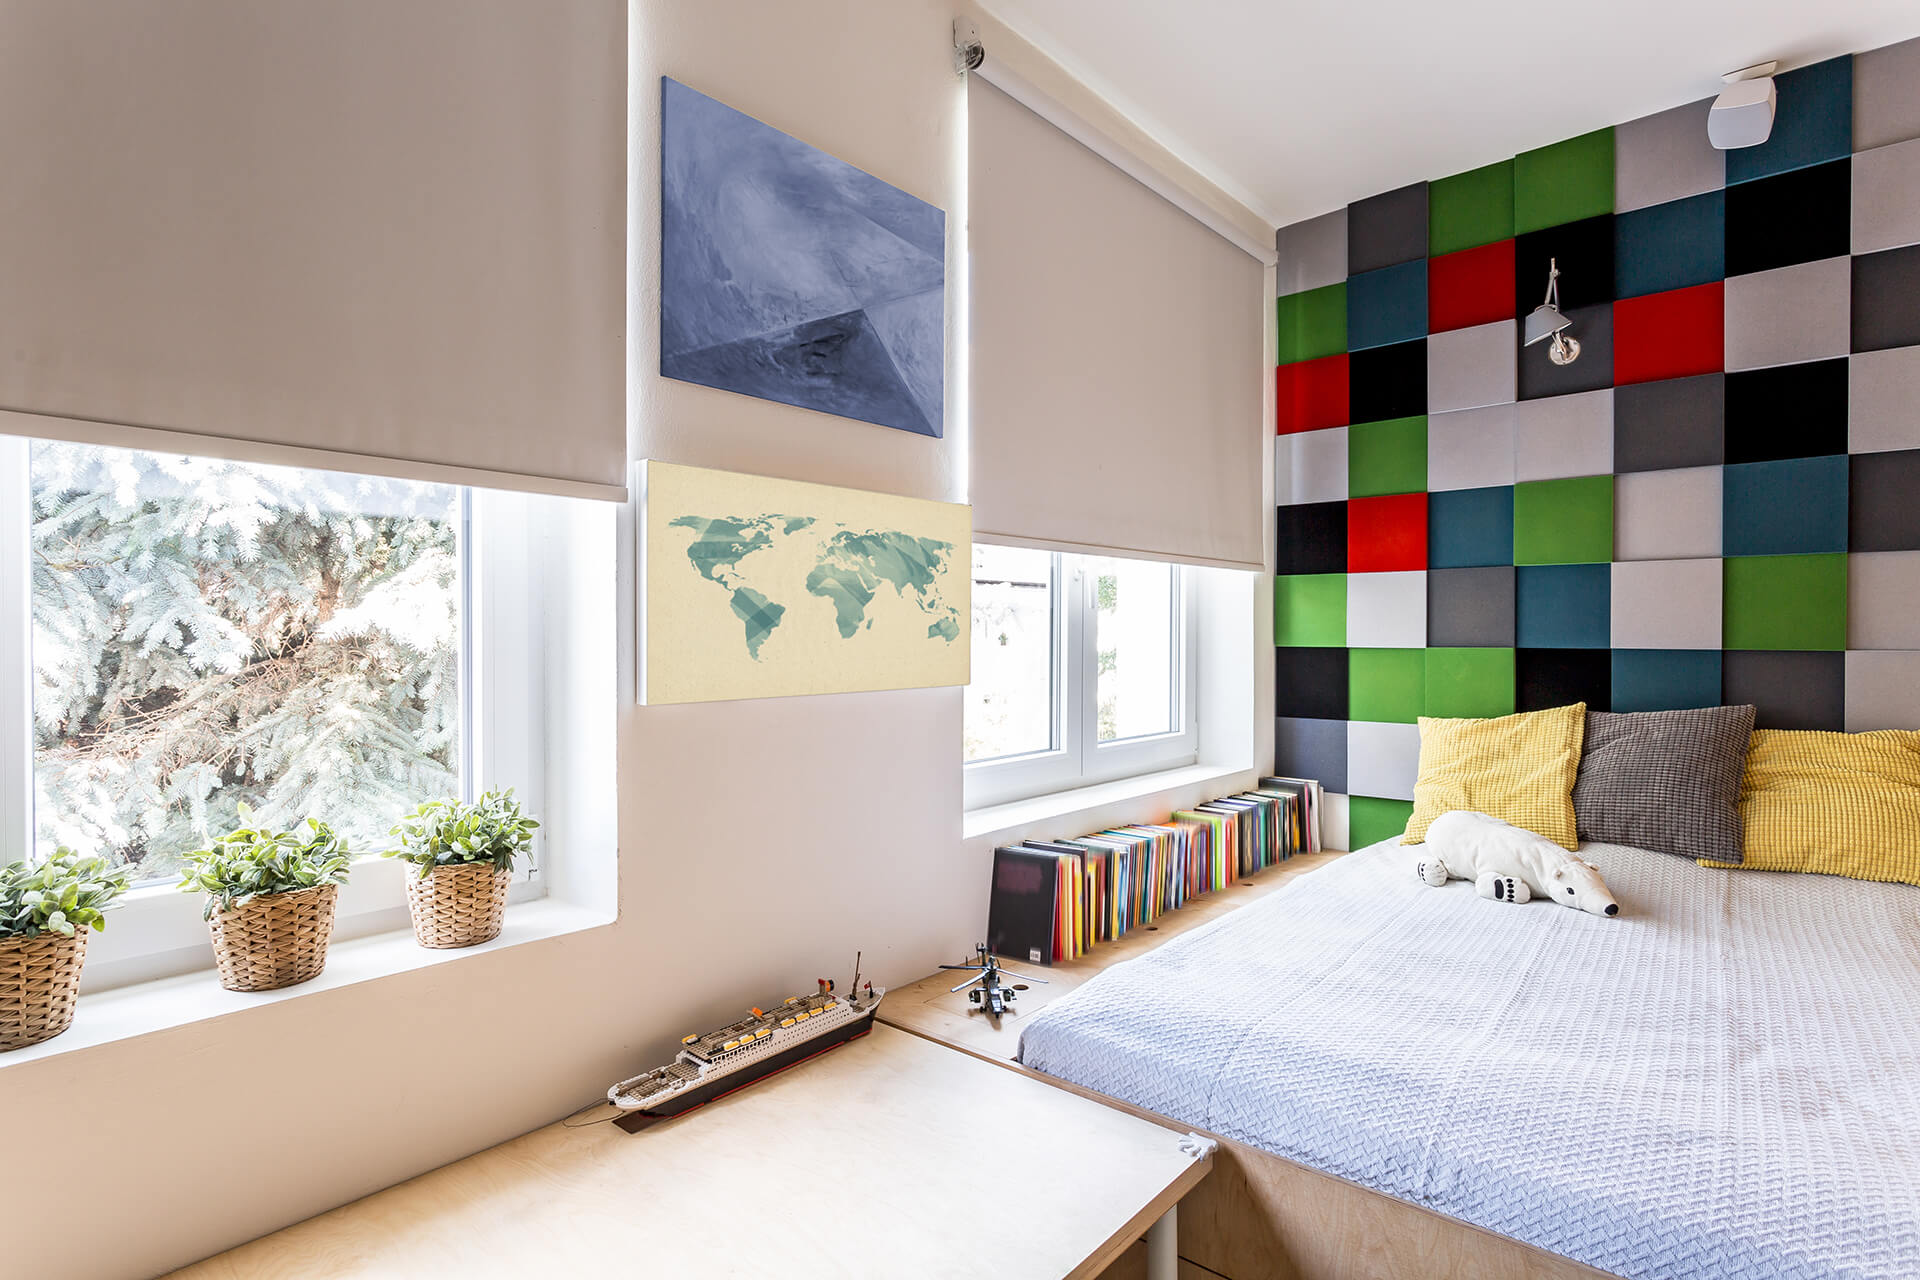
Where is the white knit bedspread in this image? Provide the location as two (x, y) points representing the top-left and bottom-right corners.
(1016, 841), (1920, 1279)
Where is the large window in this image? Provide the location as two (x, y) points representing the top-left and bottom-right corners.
(26, 444), (462, 881)
(0, 438), (547, 987)
(964, 546), (1197, 808)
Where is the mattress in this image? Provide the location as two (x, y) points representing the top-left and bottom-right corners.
(1016, 840), (1920, 1280)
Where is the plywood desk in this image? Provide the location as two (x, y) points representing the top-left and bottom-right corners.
(168, 1024), (1213, 1280)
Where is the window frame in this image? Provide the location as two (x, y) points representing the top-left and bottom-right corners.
(0, 441), (550, 992)
(964, 549), (1199, 810)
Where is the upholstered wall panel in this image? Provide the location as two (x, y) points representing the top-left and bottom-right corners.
(1513, 390), (1614, 480)
(1614, 374), (1726, 470)
(1276, 209), (1349, 295)
(1272, 38), (1920, 837)
(1722, 258), (1852, 369)
(1853, 137), (1920, 252)
(1276, 426), (1351, 504)
(1850, 347), (1920, 451)
(1615, 467), (1724, 560)
(1615, 99), (1726, 211)
(1846, 651), (1920, 729)
(1348, 183), (1429, 274)
(1857, 38), (1920, 151)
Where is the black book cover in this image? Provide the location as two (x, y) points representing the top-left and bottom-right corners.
(987, 846), (1060, 967)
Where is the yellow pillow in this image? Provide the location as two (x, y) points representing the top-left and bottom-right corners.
(1703, 729), (1920, 885)
(1401, 704), (1586, 849)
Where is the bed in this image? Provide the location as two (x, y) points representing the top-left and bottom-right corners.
(1017, 839), (1920, 1280)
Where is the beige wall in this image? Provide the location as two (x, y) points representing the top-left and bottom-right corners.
(0, 4), (1270, 1276)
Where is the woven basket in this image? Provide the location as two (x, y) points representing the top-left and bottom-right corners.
(405, 862), (510, 949)
(207, 883), (338, 992)
(0, 927), (89, 1051)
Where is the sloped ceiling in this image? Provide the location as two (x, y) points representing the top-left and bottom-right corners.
(981, 0), (1920, 227)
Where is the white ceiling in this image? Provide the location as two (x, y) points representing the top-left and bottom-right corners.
(981, 0), (1920, 229)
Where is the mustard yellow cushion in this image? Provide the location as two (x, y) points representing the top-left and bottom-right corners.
(1401, 704), (1587, 849)
(1702, 729), (1920, 885)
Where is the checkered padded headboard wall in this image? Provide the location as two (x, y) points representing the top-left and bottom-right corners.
(1273, 39), (1920, 850)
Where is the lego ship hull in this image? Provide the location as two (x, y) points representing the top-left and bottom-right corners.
(612, 1006), (878, 1131)
(608, 989), (884, 1132)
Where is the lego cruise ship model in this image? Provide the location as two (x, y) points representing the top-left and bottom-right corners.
(608, 954), (883, 1130)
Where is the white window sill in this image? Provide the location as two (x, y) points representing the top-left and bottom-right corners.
(963, 762), (1252, 844)
(0, 896), (615, 1071)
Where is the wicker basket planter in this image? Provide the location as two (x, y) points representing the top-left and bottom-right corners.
(405, 862), (510, 949)
(0, 927), (89, 1051)
(207, 883), (339, 992)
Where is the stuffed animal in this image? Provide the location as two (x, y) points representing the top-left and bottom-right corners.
(1413, 810), (1621, 917)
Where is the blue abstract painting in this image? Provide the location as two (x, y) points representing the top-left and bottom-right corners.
(661, 78), (946, 438)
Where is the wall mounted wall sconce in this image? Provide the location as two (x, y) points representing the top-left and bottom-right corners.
(1523, 258), (1580, 366)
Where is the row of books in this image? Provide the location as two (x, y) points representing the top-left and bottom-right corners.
(985, 776), (1325, 966)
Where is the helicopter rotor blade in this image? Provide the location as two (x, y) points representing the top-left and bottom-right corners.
(950, 973), (988, 994)
(995, 969), (1049, 985)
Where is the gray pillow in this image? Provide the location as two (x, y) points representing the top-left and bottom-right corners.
(1572, 706), (1756, 863)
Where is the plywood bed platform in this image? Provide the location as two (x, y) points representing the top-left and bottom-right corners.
(880, 851), (1612, 1280)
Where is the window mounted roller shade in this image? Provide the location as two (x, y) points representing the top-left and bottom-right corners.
(967, 77), (1266, 571)
(0, 0), (626, 501)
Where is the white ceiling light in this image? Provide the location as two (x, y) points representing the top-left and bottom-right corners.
(1709, 61), (1779, 149)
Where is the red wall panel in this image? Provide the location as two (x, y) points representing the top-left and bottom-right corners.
(1429, 239), (1515, 334)
(1614, 281), (1724, 385)
(1348, 492), (1428, 572)
(1276, 352), (1349, 434)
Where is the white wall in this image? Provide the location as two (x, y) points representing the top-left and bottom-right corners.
(0, 5), (1269, 1276)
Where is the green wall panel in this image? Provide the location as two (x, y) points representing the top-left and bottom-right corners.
(1349, 648), (1425, 722)
(1513, 476), (1615, 565)
(1723, 555), (1849, 651)
(1513, 128), (1615, 235)
(1275, 282), (1348, 366)
(1429, 160), (1515, 256)
(1348, 416), (1428, 497)
(1275, 574), (1348, 647)
(1349, 796), (1415, 849)
(1423, 648), (1517, 718)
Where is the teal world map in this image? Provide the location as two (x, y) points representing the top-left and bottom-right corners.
(668, 513), (962, 660)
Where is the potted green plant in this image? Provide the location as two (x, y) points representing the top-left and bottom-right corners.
(178, 807), (352, 992)
(384, 789), (538, 949)
(0, 849), (132, 1050)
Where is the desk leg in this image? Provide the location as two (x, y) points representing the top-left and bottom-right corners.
(1145, 1204), (1177, 1280)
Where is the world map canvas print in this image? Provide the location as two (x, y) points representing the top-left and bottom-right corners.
(640, 462), (970, 703)
(660, 78), (946, 438)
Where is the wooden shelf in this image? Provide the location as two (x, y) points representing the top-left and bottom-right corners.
(881, 851), (1345, 1065)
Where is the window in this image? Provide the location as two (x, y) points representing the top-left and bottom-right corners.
(0, 437), (549, 989)
(964, 545), (1055, 764)
(964, 546), (1197, 808)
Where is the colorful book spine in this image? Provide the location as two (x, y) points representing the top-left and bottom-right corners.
(994, 775), (1326, 965)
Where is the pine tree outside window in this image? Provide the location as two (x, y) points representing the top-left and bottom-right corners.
(0, 437), (552, 989)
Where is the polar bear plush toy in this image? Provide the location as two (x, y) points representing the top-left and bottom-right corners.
(1414, 810), (1620, 917)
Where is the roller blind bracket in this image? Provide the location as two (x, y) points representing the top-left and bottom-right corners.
(953, 19), (985, 75)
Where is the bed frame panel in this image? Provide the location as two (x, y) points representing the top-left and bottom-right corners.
(1180, 1133), (1614, 1280)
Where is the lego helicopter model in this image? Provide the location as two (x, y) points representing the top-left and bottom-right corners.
(940, 944), (1047, 1027)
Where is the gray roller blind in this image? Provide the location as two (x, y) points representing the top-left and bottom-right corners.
(967, 76), (1265, 568)
(0, 0), (627, 500)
